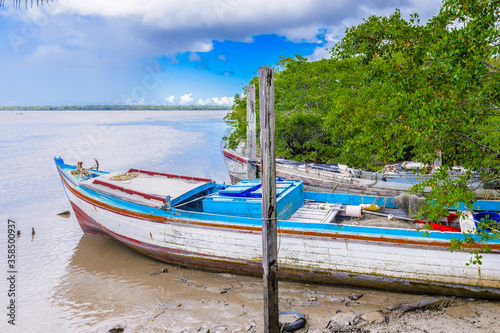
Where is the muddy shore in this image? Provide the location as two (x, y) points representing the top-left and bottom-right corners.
(100, 265), (500, 333)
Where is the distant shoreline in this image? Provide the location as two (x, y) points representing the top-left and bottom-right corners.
(0, 105), (231, 111)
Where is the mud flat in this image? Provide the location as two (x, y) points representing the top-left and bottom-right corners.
(106, 267), (500, 333)
(54, 236), (500, 333)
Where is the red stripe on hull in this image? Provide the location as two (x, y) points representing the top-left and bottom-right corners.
(128, 168), (212, 182)
(70, 202), (500, 299)
(70, 201), (110, 238)
(60, 168), (500, 252)
(92, 179), (167, 203)
(69, 197), (264, 275)
(223, 149), (248, 164)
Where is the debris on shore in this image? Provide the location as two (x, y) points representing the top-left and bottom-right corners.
(150, 268), (169, 277)
(58, 210), (71, 218)
(388, 297), (456, 313)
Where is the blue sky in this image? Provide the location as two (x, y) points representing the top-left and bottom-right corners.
(0, 0), (441, 106)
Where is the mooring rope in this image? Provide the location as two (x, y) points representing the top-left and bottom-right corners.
(108, 172), (138, 181)
(70, 165), (94, 180)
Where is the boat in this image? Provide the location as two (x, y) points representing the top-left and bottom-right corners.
(222, 144), (500, 199)
(55, 157), (500, 299)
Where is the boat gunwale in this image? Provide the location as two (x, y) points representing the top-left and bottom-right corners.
(56, 161), (500, 251)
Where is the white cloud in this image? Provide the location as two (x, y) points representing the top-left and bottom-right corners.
(164, 95), (175, 104)
(307, 47), (330, 61)
(123, 97), (146, 105)
(307, 32), (342, 61)
(4, 0), (443, 82)
(39, 0), (441, 58)
(179, 93), (194, 105)
(188, 52), (202, 62)
(198, 96), (234, 106)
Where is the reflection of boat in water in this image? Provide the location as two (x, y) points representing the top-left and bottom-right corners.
(51, 234), (180, 331)
(221, 144), (500, 199)
(53, 235), (166, 315)
(53, 234), (270, 332)
(55, 157), (500, 299)
(66, 234), (160, 281)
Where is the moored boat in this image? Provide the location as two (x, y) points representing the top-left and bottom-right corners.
(222, 145), (500, 199)
(55, 157), (500, 299)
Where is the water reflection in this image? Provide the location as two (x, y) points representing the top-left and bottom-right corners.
(51, 235), (266, 332)
(52, 235), (173, 331)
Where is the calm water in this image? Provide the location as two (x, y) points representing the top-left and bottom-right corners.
(0, 110), (233, 332)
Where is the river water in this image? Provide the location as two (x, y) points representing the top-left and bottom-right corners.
(2, 111), (500, 333)
(0, 110), (233, 332)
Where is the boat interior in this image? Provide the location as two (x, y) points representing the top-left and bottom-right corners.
(65, 162), (462, 232)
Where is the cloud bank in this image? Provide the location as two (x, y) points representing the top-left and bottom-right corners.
(10, 0), (441, 61)
(1, 0), (441, 105)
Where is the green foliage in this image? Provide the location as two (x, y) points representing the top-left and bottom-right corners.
(333, 0), (500, 221)
(333, 1), (500, 171)
(449, 217), (500, 266)
(274, 56), (358, 162)
(225, 0), (500, 228)
(412, 168), (476, 222)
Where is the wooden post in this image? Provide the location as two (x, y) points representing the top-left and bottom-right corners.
(246, 84), (257, 179)
(434, 150), (442, 167)
(259, 67), (279, 333)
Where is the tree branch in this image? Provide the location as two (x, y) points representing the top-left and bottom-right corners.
(474, 107), (500, 114)
(375, 114), (404, 123)
(474, 129), (500, 134)
(483, 61), (500, 72)
(455, 132), (500, 158)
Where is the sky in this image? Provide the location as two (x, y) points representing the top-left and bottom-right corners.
(0, 0), (442, 106)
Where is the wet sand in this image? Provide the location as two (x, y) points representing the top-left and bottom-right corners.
(69, 236), (500, 333)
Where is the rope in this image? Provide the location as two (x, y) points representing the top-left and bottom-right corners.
(108, 172), (138, 181)
(70, 165), (94, 180)
(331, 180), (340, 192)
(172, 194), (210, 208)
(261, 216), (281, 256)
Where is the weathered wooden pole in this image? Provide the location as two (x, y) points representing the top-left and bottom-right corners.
(246, 84), (257, 179)
(259, 66), (279, 333)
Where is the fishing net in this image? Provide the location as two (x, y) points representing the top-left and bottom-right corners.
(393, 194), (425, 215)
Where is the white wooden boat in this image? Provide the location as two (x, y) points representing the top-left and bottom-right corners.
(55, 157), (500, 299)
(222, 145), (500, 199)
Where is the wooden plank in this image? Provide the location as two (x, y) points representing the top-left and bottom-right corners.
(246, 84), (257, 179)
(259, 66), (279, 333)
(92, 179), (167, 203)
(128, 168), (212, 182)
(322, 209), (340, 223)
